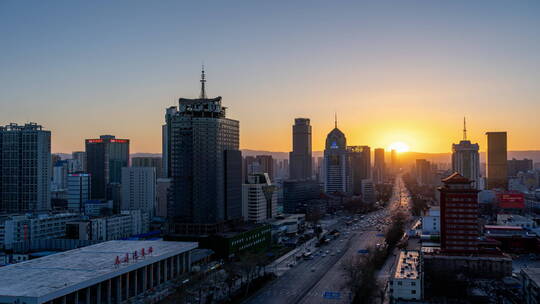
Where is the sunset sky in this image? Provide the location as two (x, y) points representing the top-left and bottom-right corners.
(1, 1), (539, 153)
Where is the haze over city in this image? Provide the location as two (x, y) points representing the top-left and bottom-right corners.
(1, 0), (540, 153)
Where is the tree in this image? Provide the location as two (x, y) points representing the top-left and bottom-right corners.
(343, 250), (383, 304)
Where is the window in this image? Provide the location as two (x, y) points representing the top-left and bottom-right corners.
(411, 282), (416, 286)
(397, 282), (402, 286)
(411, 290), (416, 294)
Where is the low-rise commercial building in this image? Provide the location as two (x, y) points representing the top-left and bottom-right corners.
(389, 250), (423, 301)
(0, 213), (80, 249)
(0, 240), (197, 304)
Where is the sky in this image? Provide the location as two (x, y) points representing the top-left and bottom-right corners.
(1, 1), (539, 154)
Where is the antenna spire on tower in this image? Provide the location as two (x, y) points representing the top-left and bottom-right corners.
(463, 117), (467, 140)
(334, 113), (337, 128)
(199, 64), (207, 99)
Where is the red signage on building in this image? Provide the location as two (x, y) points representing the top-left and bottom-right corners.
(87, 139), (103, 143)
(110, 139), (128, 143)
(498, 192), (525, 209)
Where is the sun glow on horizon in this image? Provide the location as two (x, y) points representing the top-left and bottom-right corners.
(388, 141), (410, 153)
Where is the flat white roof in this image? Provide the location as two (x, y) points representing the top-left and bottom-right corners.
(394, 250), (420, 280)
(0, 240), (197, 301)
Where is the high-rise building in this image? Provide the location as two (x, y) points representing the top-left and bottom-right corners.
(162, 106), (178, 178)
(256, 155), (274, 180)
(324, 118), (351, 194)
(156, 178), (171, 218)
(72, 151), (86, 172)
(67, 173), (91, 213)
(242, 173), (277, 223)
(415, 159), (432, 186)
(85, 135), (130, 200)
(166, 69), (242, 232)
(0, 123), (51, 212)
(391, 149), (398, 172)
(438, 173), (480, 254)
(507, 158), (533, 177)
(486, 132), (508, 190)
(132, 156), (163, 178)
(452, 118), (481, 189)
(373, 148), (385, 184)
(283, 180), (320, 213)
(348, 146), (371, 195)
(52, 160), (68, 191)
(289, 118), (312, 180)
(243, 155), (274, 181)
(121, 167), (156, 215)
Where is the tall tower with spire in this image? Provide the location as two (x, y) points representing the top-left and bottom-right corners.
(163, 69), (242, 233)
(452, 117), (481, 189)
(324, 116), (351, 194)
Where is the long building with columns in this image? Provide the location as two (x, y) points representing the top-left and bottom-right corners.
(0, 240), (197, 304)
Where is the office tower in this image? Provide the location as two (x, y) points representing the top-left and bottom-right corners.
(166, 68), (242, 231)
(121, 167), (156, 215)
(162, 106), (178, 178)
(132, 156), (163, 178)
(438, 173), (480, 254)
(324, 118), (351, 194)
(289, 118), (312, 180)
(373, 148), (385, 184)
(85, 135), (130, 200)
(507, 158), (533, 177)
(52, 160), (68, 191)
(67, 173), (91, 213)
(242, 173), (277, 223)
(348, 146), (371, 195)
(452, 118), (481, 189)
(361, 179), (376, 203)
(316, 156), (324, 183)
(256, 155), (274, 180)
(156, 178), (171, 218)
(486, 132), (508, 189)
(283, 180), (320, 213)
(391, 149), (398, 172)
(0, 123), (51, 212)
(72, 151), (86, 172)
(415, 159), (432, 186)
(283, 159), (289, 179)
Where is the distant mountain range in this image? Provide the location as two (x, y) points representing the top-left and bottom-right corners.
(55, 150), (540, 165)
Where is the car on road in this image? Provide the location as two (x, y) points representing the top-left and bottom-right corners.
(311, 267), (316, 272)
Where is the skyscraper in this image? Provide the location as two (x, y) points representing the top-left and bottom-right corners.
(486, 132), (508, 190)
(67, 173), (91, 213)
(132, 156), (163, 178)
(439, 173), (480, 254)
(373, 148), (385, 184)
(452, 119), (480, 188)
(415, 159), (432, 186)
(242, 173), (277, 223)
(391, 149), (398, 172)
(72, 151), (86, 172)
(348, 145), (371, 195)
(324, 117), (351, 194)
(256, 155), (274, 180)
(289, 118), (312, 180)
(507, 158), (533, 177)
(0, 123), (51, 212)
(85, 135), (130, 200)
(166, 68), (242, 232)
(121, 167), (156, 215)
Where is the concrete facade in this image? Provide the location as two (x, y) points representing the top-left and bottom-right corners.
(0, 240), (197, 304)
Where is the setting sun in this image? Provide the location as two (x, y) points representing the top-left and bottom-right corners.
(388, 141), (410, 153)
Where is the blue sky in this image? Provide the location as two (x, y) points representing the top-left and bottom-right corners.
(1, 1), (539, 153)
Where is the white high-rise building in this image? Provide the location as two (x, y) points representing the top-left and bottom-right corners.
(242, 173), (277, 223)
(67, 173), (91, 213)
(121, 167), (156, 215)
(452, 118), (481, 189)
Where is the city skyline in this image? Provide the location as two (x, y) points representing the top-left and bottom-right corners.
(1, 1), (539, 154)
